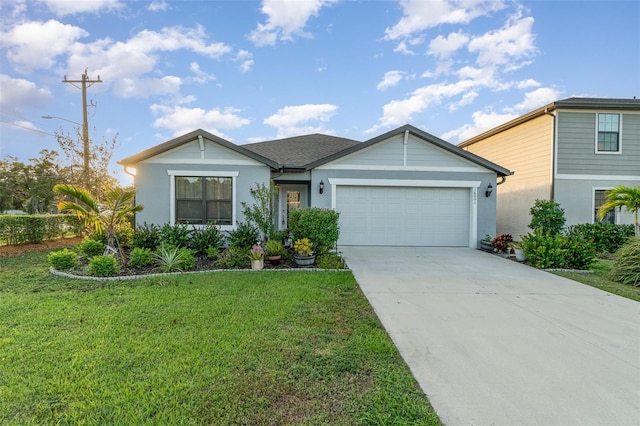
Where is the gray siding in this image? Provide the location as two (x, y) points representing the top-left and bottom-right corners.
(555, 179), (636, 227)
(557, 112), (640, 175)
(134, 162), (271, 227)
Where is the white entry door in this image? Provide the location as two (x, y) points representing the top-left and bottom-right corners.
(278, 184), (309, 230)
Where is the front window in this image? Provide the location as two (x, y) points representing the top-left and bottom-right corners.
(175, 176), (232, 225)
(594, 190), (615, 224)
(596, 113), (620, 153)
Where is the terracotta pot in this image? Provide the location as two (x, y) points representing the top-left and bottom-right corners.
(268, 255), (281, 265)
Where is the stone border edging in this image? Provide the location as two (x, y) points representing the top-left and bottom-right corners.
(50, 266), (351, 281)
(543, 268), (594, 274)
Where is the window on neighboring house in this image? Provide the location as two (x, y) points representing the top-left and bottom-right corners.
(596, 113), (621, 153)
(594, 190), (615, 224)
(175, 176), (232, 225)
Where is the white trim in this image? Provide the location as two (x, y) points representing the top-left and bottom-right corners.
(555, 174), (640, 181)
(328, 178), (480, 248)
(144, 158), (262, 165)
(167, 170), (239, 231)
(595, 113), (622, 154)
(318, 164), (488, 172)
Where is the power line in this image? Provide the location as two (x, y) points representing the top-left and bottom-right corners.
(0, 120), (56, 137)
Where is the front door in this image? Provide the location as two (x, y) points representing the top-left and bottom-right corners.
(278, 184), (309, 230)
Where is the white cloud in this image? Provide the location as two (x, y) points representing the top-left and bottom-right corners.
(189, 62), (216, 84)
(150, 104), (251, 137)
(517, 78), (541, 89)
(234, 50), (254, 73)
(428, 31), (469, 59)
(468, 13), (536, 68)
(114, 75), (182, 99)
(377, 71), (405, 91)
(0, 74), (51, 112)
(367, 80), (478, 133)
(442, 109), (518, 142)
(1, 20), (89, 71)
(248, 0), (337, 46)
(384, 0), (506, 41)
(513, 87), (561, 111)
(40, 0), (124, 16)
(62, 25), (232, 97)
(264, 104), (338, 137)
(148, 1), (169, 12)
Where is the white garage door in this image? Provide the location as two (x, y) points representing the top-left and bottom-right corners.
(336, 186), (470, 246)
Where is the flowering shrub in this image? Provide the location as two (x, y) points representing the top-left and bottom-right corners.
(249, 244), (264, 260)
(491, 234), (513, 253)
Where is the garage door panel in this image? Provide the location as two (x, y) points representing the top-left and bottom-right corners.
(337, 186), (470, 246)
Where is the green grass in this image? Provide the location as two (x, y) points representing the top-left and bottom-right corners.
(551, 259), (640, 302)
(0, 250), (440, 425)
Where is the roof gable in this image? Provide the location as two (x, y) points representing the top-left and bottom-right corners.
(118, 129), (278, 168)
(314, 124), (511, 176)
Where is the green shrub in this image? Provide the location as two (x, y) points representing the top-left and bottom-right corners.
(0, 214), (78, 245)
(132, 222), (161, 250)
(47, 248), (79, 271)
(129, 247), (154, 269)
(154, 244), (195, 272)
(563, 233), (595, 270)
(522, 230), (595, 270)
(190, 223), (225, 255)
(214, 246), (249, 269)
(79, 238), (105, 258)
(528, 199), (566, 235)
(159, 223), (191, 248)
(610, 238), (640, 286)
(228, 222), (259, 249)
(567, 223), (635, 255)
(89, 255), (119, 277)
(288, 208), (340, 255)
(316, 252), (346, 269)
(521, 231), (566, 269)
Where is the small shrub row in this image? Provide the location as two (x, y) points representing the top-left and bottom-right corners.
(566, 223), (635, 255)
(0, 214), (82, 245)
(521, 231), (595, 270)
(131, 222), (225, 255)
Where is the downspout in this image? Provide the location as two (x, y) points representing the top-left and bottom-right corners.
(545, 108), (557, 199)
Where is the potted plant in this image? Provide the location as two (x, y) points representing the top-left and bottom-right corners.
(491, 234), (513, 257)
(265, 239), (284, 266)
(249, 244), (264, 270)
(510, 241), (527, 262)
(480, 234), (493, 252)
(293, 238), (315, 267)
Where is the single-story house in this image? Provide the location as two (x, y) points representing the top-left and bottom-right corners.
(118, 124), (512, 247)
(458, 97), (640, 238)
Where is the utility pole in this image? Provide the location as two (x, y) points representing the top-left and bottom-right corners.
(62, 69), (102, 181)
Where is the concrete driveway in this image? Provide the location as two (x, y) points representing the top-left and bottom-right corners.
(340, 246), (640, 426)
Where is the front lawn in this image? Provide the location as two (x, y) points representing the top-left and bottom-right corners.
(550, 259), (640, 302)
(0, 249), (440, 425)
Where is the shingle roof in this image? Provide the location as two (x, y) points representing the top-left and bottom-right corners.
(242, 134), (360, 169)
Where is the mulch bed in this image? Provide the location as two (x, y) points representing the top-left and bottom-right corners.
(0, 237), (84, 257)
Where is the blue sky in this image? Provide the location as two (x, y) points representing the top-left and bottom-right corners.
(1, 0), (639, 185)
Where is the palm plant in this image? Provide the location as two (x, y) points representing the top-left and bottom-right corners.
(54, 184), (144, 260)
(597, 185), (640, 237)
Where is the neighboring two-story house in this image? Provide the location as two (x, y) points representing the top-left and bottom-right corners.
(458, 97), (640, 239)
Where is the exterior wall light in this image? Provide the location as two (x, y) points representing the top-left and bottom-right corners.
(319, 180), (325, 194)
(485, 183), (493, 198)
